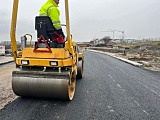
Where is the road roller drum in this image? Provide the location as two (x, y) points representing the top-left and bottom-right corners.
(12, 70), (76, 100)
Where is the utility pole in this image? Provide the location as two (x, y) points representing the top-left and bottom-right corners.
(115, 30), (125, 42)
(102, 29), (125, 42)
(108, 29), (115, 41)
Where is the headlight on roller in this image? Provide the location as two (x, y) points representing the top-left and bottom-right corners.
(50, 61), (58, 66)
(21, 60), (29, 65)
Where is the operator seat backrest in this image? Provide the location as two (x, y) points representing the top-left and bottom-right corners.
(35, 16), (56, 40)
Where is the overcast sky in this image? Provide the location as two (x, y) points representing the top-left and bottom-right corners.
(1, 0), (160, 42)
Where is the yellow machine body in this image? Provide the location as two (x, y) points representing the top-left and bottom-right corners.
(16, 48), (73, 67)
(10, 0), (84, 100)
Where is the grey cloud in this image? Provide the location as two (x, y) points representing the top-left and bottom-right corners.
(1, 0), (160, 42)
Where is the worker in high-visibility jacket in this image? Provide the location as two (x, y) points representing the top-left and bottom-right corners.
(39, 0), (65, 39)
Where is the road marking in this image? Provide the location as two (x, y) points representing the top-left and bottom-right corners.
(137, 70), (160, 82)
(114, 66), (130, 76)
(110, 110), (115, 113)
(134, 100), (140, 107)
(122, 89), (125, 92)
(143, 110), (149, 116)
(139, 82), (158, 95)
(86, 91), (89, 94)
(108, 106), (115, 113)
(108, 75), (115, 82)
(108, 75), (111, 77)
(117, 84), (121, 89)
(108, 106), (112, 109)
(153, 85), (159, 89)
(115, 66), (160, 94)
(150, 89), (157, 94)
(133, 100), (150, 116)
(114, 63), (160, 93)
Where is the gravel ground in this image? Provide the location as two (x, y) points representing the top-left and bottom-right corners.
(0, 63), (17, 109)
(115, 53), (160, 71)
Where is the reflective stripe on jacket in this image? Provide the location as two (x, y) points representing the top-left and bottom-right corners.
(39, 0), (61, 30)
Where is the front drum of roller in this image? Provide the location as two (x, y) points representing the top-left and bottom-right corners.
(12, 71), (76, 100)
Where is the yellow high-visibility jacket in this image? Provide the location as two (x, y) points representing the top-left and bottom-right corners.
(39, 0), (61, 30)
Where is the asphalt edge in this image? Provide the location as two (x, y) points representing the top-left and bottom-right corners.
(0, 60), (14, 65)
(88, 50), (143, 67)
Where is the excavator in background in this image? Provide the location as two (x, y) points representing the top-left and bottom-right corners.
(10, 0), (84, 100)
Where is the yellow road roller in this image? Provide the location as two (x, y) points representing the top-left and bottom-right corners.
(10, 0), (84, 100)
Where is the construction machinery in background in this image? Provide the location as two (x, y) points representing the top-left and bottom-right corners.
(10, 0), (84, 100)
(0, 46), (5, 56)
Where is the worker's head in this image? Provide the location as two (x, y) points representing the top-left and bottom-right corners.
(54, 0), (59, 5)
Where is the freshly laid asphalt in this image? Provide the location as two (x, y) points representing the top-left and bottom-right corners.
(89, 50), (143, 67)
(0, 50), (160, 120)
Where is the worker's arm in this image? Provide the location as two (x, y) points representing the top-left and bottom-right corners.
(48, 7), (65, 39)
(48, 7), (61, 30)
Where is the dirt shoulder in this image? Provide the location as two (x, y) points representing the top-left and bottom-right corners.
(115, 52), (160, 71)
(0, 64), (17, 109)
(88, 41), (160, 72)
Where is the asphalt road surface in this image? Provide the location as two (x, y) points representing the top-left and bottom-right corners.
(1, 51), (160, 120)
